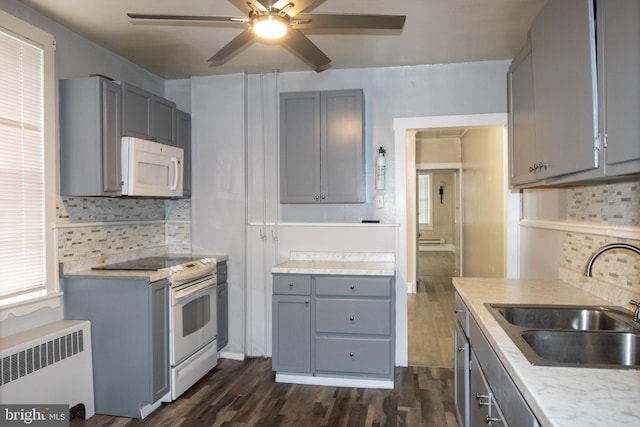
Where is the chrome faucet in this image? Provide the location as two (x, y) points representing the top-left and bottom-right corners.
(584, 242), (640, 322)
(584, 243), (640, 277)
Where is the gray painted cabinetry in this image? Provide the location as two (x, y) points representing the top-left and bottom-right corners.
(216, 261), (228, 350)
(272, 273), (394, 381)
(454, 293), (539, 427)
(62, 276), (170, 418)
(59, 76), (123, 196)
(280, 90), (365, 204)
(121, 82), (176, 145)
(508, 0), (640, 187)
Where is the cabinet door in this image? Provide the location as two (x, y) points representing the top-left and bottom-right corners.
(469, 351), (491, 427)
(280, 92), (321, 203)
(272, 294), (311, 373)
(122, 82), (152, 139)
(102, 80), (123, 193)
(530, 0), (598, 179)
(150, 280), (170, 402)
(152, 96), (176, 145)
(454, 322), (469, 427)
(217, 282), (228, 350)
(508, 41), (538, 186)
(321, 90), (365, 203)
(599, 0), (640, 176)
(176, 110), (191, 196)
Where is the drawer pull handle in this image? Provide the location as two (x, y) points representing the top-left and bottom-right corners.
(349, 315), (355, 321)
(457, 346), (465, 352)
(349, 352), (354, 357)
(454, 308), (465, 314)
(349, 284), (355, 290)
(476, 393), (490, 407)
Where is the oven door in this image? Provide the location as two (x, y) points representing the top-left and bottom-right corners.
(171, 275), (217, 365)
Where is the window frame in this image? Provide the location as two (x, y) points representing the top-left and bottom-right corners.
(0, 10), (59, 319)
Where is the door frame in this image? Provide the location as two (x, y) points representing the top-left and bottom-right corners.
(393, 113), (517, 367)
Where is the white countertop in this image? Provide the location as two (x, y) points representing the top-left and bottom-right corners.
(271, 259), (395, 276)
(453, 277), (640, 427)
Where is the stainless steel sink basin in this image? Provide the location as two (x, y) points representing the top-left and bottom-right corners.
(485, 303), (640, 368)
(521, 331), (640, 367)
(491, 304), (631, 331)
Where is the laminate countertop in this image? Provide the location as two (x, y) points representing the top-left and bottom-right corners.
(453, 277), (640, 427)
(271, 251), (395, 276)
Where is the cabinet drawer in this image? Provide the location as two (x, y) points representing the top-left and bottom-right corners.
(316, 299), (391, 335)
(315, 276), (391, 297)
(273, 274), (311, 295)
(216, 262), (227, 284)
(315, 336), (392, 376)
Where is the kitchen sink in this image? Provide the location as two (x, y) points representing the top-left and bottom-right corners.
(521, 331), (640, 367)
(485, 303), (640, 368)
(490, 304), (631, 331)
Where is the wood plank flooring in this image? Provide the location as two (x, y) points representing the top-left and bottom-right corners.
(71, 358), (457, 427)
(408, 251), (456, 368)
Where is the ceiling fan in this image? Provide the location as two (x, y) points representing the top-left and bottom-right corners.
(127, 0), (406, 72)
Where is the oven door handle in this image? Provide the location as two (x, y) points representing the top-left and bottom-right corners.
(174, 277), (216, 302)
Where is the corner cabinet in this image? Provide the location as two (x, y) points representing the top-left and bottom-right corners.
(280, 90), (365, 204)
(62, 276), (170, 418)
(272, 273), (395, 384)
(59, 76), (123, 196)
(121, 82), (176, 145)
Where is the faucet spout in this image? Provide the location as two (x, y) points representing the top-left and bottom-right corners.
(584, 243), (640, 277)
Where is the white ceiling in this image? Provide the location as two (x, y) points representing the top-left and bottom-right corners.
(18, 0), (546, 79)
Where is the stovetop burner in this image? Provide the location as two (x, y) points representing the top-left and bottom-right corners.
(93, 256), (200, 271)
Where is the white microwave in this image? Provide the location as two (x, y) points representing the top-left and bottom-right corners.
(121, 136), (183, 197)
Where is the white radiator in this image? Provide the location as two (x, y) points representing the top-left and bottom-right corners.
(0, 320), (95, 418)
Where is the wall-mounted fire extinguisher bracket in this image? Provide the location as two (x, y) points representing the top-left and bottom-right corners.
(375, 146), (386, 190)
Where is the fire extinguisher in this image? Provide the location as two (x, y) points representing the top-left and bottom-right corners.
(375, 146), (386, 190)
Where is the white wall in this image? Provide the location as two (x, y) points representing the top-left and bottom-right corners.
(186, 62), (511, 362)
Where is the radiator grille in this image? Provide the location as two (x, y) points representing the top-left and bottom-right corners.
(0, 329), (84, 387)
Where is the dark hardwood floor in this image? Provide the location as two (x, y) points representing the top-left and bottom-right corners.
(71, 357), (457, 427)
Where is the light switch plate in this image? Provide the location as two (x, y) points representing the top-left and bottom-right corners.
(376, 195), (384, 209)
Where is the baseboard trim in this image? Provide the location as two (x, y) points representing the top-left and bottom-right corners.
(275, 373), (393, 389)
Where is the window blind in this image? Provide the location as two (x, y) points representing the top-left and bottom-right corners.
(0, 28), (46, 299)
(418, 172), (432, 225)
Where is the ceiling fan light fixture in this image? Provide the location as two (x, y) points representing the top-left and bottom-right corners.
(252, 14), (288, 39)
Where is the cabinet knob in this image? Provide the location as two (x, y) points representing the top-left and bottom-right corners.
(457, 346), (465, 352)
(454, 308), (465, 314)
(315, 195), (320, 200)
(349, 284), (355, 290)
(321, 195), (326, 200)
(305, 299), (309, 304)
(289, 282), (294, 287)
(349, 352), (354, 357)
(349, 315), (355, 321)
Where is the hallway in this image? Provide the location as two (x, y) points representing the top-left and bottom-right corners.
(408, 251), (456, 367)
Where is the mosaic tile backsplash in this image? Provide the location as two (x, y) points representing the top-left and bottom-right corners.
(56, 197), (191, 267)
(560, 180), (640, 306)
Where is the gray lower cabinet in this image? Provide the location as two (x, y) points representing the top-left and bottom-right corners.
(272, 273), (394, 381)
(62, 276), (170, 418)
(454, 292), (539, 427)
(280, 89), (365, 204)
(216, 261), (228, 350)
(272, 274), (312, 373)
(121, 82), (176, 145)
(59, 76), (123, 196)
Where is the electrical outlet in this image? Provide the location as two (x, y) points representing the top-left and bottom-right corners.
(376, 195), (384, 209)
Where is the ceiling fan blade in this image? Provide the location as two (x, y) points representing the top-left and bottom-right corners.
(294, 13), (406, 30)
(229, 0), (268, 14)
(271, 0), (322, 16)
(208, 28), (256, 63)
(281, 29), (331, 71)
(127, 13), (248, 23)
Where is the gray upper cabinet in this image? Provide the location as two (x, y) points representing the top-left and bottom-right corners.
(176, 110), (192, 197)
(59, 76), (123, 196)
(509, 0), (640, 188)
(529, 0), (598, 181)
(280, 89), (365, 203)
(122, 82), (176, 145)
(508, 41), (537, 186)
(598, 0), (640, 177)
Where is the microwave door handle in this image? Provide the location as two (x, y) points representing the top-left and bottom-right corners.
(170, 157), (178, 190)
